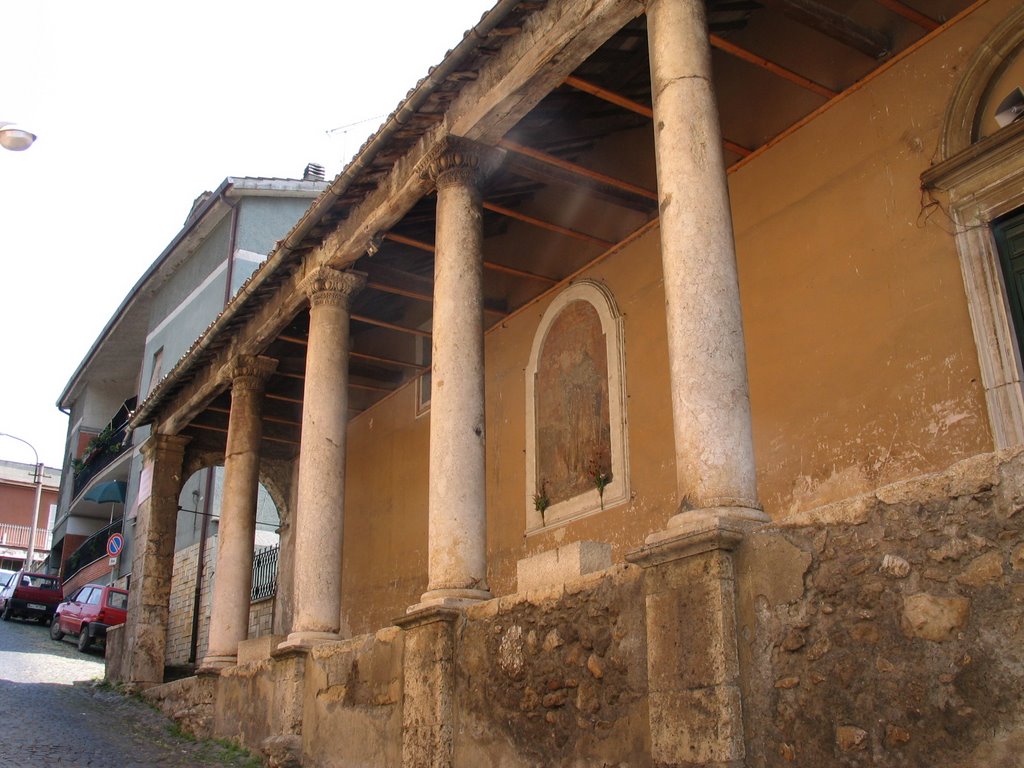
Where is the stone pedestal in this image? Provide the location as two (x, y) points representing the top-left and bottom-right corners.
(627, 517), (750, 767)
(123, 433), (190, 688)
(281, 268), (365, 651)
(395, 607), (460, 768)
(414, 138), (492, 610)
(202, 355), (277, 670)
(647, 0), (763, 519)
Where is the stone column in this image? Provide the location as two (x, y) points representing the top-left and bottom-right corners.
(280, 267), (365, 650)
(201, 355), (277, 669)
(414, 138), (492, 609)
(647, 0), (765, 526)
(122, 432), (189, 688)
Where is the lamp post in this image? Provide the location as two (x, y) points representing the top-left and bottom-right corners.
(0, 433), (45, 569)
(0, 122), (37, 152)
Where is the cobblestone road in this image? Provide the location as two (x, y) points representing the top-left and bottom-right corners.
(0, 615), (260, 767)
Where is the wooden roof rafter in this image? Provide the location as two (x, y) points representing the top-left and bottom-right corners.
(562, 74), (752, 157)
(710, 33), (837, 99)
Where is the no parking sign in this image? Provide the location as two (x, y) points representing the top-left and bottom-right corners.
(106, 532), (125, 558)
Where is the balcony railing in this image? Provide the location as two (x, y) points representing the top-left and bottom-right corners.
(251, 544), (279, 602)
(0, 523), (52, 552)
(72, 397), (136, 498)
(63, 519), (121, 583)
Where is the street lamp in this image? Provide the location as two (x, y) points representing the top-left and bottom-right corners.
(0, 433), (45, 569)
(0, 122), (37, 152)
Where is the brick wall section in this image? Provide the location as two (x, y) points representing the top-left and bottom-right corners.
(63, 557), (114, 597)
(248, 598), (274, 639)
(165, 536), (279, 666)
(166, 537), (218, 666)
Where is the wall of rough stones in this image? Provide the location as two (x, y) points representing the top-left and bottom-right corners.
(735, 449), (1024, 767)
(457, 565), (651, 766)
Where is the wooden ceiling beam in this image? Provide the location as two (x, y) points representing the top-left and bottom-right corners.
(710, 34), (838, 99)
(563, 74), (752, 157)
(497, 138), (659, 201)
(351, 314), (432, 339)
(501, 152), (656, 211)
(871, 0), (938, 31)
(483, 201), (615, 247)
(277, 334), (426, 373)
(383, 232), (558, 284)
(783, 0), (892, 61)
(362, 262), (508, 316)
(353, 351), (426, 371)
(188, 421), (299, 446)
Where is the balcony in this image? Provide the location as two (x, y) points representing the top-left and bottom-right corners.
(72, 398), (136, 499)
(62, 519), (121, 589)
(0, 523), (52, 554)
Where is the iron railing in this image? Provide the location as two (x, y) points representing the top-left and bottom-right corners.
(72, 397), (136, 498)
(63, 519), (122, 583)
(251, 544), (279, 602)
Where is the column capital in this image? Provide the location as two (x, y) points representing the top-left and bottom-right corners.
(419, 136), (485, 190)
(140, 432), (191, 462)
(300, 267), (366, 309)
(229, 354), (278, 393)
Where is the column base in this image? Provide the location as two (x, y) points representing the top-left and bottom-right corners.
(197, 653), (237, 674)
(629, 508), (761, 567)
(408, 587), (492, 614)
(277, 630), (341, 653)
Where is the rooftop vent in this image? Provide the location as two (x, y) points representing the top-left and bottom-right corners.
(303, 163), (326, 182)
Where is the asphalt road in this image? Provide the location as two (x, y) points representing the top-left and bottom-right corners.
(0, 614), (260, 767)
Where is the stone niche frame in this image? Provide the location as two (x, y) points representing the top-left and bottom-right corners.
(525, 279), (629, 533)
(922, 7), (1024, 449)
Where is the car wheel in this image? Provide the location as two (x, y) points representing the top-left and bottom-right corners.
(77, 626), (93, 652)
(1, 602), (10, 621)
(50, 616), (65, 641)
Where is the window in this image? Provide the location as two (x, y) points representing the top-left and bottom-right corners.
(993, 210), (1024, 356)
(525, 280), (629, 531)
(147, 347), (164, 396)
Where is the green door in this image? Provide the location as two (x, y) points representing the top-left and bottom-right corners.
(993, 210), (1024, 355)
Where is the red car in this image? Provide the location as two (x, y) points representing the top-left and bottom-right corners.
(0, 571), (63, 624)
(50, 583), (129, 652)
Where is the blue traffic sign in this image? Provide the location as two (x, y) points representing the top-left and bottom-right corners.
(106, 532), (125, 558)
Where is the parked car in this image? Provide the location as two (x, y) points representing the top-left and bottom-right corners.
(50, 583), (129, 652)
(0, 571), (63, 623)
(0, 569), (17, 589)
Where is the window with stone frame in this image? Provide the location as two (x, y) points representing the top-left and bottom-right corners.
(525, 280), (629, 531)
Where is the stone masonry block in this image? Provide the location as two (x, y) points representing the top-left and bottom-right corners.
(649, 685), (745, 765)
(516, 540), (612, 593)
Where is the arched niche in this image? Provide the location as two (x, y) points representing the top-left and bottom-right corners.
(525, 280), (629, 532)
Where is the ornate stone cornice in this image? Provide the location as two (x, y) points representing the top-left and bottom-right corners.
(230, 355), (278, 393)
(418, 136), (483, 189)
(300, 267), (366, 309)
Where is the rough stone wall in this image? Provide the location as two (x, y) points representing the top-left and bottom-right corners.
(457, 565), (651, 767)
(736, 448), (1024, 767)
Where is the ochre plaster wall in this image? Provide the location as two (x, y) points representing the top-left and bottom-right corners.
(338, 2), (1012, 636)
(729, 0), (1004, 516)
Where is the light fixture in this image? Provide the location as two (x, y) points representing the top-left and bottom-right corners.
(0, 121), (37, 151)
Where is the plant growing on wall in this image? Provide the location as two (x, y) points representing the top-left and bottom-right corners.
(72, 424), (124, 477)
(588, 458), (611, 509)
(533, 480), (550, 523)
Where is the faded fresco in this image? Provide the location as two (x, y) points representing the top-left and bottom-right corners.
(535, 300), (611, 507)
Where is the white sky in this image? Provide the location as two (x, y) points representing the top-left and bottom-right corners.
(0, 0), (496, 469)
